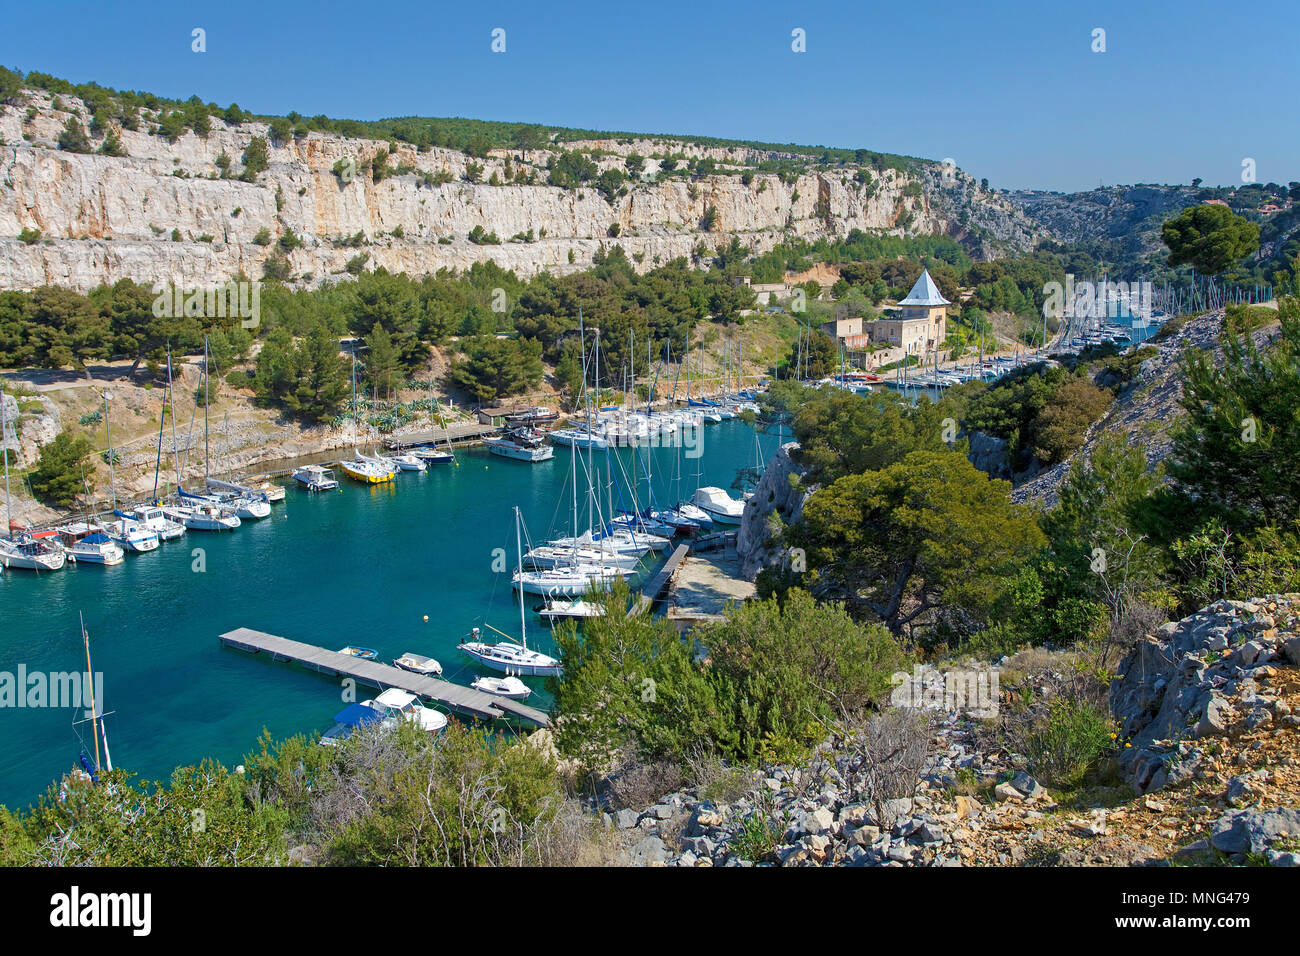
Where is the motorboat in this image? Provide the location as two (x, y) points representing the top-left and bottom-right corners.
(471, 675), (532, 700)
(319, 701), (386, 747)
(127, 505), (186, 540)
(365, 688), (448, 734)
(393, 651), (442, 676)
(292, 464), (339, 492)
(0, 531), (67, 571)
(57, 526), (125, 565)
(485, 428), (554, 462)
(691, 486), (746, 525)
(101, 514), (160, 553)
(337, 645), (378, 661)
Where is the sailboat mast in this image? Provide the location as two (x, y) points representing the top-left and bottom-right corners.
(515, 506), (527, 650)
(81, 613), (103, 773)
(1, 393), (11, 536)
(203, 336), (210, 483)
(104, 392), (115, 512)
(167, 346), (182, 492)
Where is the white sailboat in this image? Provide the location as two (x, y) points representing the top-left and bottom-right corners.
(459, 507), (563, 677)
(0, 397), (66, 571)
(340, 354), (396, 483)
(96, 391), (160, 553)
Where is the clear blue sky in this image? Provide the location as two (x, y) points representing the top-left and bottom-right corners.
(2, 0), (1293, 192)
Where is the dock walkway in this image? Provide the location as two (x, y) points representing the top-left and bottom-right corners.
(386, 423), (499, 448)
(218, 627), (550, 727)
(628, 543), (689, 617)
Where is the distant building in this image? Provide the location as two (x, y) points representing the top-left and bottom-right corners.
(883, 268), (949, 353)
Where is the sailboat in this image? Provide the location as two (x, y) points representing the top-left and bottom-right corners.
(73, 613), (113, 784)
(165, 339), (242, 529)
(0, 396), (66, 571)
(340, 352), (396, 483)
(459, 507), (563, 677)
(94, 391), (160, 553)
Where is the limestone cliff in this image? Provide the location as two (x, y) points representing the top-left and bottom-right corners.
(0, 89), (1042, 293)
(737, 441), (808, 580)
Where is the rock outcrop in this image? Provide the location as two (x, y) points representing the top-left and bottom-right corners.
(1111, 596), (1300, 795)
(737, 442), (807, 580)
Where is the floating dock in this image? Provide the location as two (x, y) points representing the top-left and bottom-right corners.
(628, 543), (689, 617)
(386, 422), (500, 449)
(218, 627), (550, 727)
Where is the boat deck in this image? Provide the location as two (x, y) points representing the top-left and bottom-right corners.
(218, 627), (550, 727)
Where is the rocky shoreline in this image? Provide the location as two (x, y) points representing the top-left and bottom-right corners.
(599, 596), (1300, 866)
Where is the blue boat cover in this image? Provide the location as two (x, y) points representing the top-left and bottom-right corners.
(331, 702), (385, 728)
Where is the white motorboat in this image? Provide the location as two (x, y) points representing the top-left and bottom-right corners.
(128, 505), (186, 540)
(485, 428), (554, 462)
(0, 530), (68, 571)
(292, 464), (339, 492)
(56, 525), (125, 565)
(365, 688), (448, 734)
(471, 675), (532, 700)
(393, 651), (443, 676)
(102, 514), (160, 553)
(691, 486), (746, 525)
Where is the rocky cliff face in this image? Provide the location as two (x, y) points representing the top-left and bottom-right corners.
(1005, 185), (1200, 258)
(737, 441), (808, 580)
(0, 90), (1043, 293)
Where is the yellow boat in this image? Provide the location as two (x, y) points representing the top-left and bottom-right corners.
(339, 456), (395, 483)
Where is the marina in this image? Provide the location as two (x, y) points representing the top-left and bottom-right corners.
(0, 417), (772, 808)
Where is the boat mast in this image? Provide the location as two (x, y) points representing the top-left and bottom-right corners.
(202, 336), (211, 484)
(515, 506), (527, 651)
(104, 392), (115, 513)
(81, 612), (111, 773)
(1, 393), (11, 537)
(167, 346), (182, 493)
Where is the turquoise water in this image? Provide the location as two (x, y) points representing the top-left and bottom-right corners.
(0, 419), (773, 809)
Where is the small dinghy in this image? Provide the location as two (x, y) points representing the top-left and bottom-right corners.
(471, 675), (532, 700)
(393, 651), (442, 676)
(337, 645), (378, 661)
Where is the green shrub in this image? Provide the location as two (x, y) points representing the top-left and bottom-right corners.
(1025, 697), (1115, 790)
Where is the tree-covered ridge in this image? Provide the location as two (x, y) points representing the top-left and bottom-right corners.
(0, 65), (922, 173)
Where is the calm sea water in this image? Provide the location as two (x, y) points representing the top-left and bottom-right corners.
(0, 419), (774, 809)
